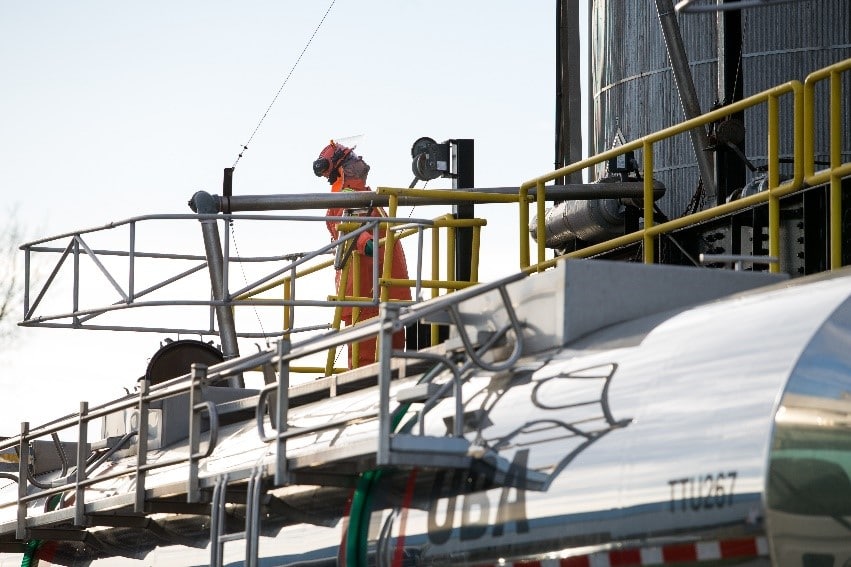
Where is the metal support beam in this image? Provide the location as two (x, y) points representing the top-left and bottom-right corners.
(655, 0), (717, 201)
(452, 139), (475, 282)
(715, 0), (747, 205)
(556, 0), (583, 185)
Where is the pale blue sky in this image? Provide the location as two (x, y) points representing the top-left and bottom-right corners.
(0, 2), (586, 432)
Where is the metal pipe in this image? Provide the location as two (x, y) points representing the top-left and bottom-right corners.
(209, 184), (665, 212)
(655, 0), (716, 200)
(190, 191), (243, 387)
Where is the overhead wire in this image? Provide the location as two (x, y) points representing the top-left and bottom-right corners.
(232, 0), (337, 169)
(225, 1), (337, 346)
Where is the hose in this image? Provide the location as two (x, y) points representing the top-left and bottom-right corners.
(344, 357), (451, 565)
(20, 493), (62, 567)
(20, 540), (40, 567)
(344, 403), (412, 567)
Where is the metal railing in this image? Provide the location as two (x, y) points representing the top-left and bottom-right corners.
(520, 58), (851, 273)
(18, 209), (488, 374)
(0, 265), (529, 540)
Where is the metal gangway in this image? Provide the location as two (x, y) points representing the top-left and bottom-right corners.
(0, 194), (540, 565)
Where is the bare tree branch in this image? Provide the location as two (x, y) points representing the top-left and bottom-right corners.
(0, 206), (25, 344)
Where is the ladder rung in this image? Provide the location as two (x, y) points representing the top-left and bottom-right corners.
(219, 531), (247, 543)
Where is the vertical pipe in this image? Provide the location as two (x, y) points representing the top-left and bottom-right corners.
(655, 0), (716, 199)
(199, 219), (243, 387)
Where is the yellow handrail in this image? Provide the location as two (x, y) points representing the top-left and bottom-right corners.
(519, 64), (848, 273)
(804, 58), (851, 268)
(229, 58), (849, 377)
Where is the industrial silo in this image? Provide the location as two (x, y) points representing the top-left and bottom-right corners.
(590, 0), (851, 218)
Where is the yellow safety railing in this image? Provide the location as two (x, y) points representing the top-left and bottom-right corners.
(520, 58), (850, 274)
(232, 201), (491, 375)
(520, 79), (803, 274)
(231, 59), (849, 376)
(804, 58), (851, 269)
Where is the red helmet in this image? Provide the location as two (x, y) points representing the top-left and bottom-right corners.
(312, 140), (370, 189)
(312, 141), (351, 178)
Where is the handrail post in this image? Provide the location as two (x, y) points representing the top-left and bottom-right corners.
(643, 142), (655, 264)
(381, 196), (399, 303)
(470, 226), (481, 282)
(274, 338), (291, 486)
(791, 81), (804, 189)
(326, 256), (351, 375)
(74, 401), (88, 526)
(803, 74), (817, 181)
(16, 422), (29, 541)
(447, 225), (456, 283)
(519, 184), (531, 269)
(536, 180), (546, 270)
(187, 364), (206, 503)
(830, 69), (843, 269)
(376, 303), (400, 466)
(128, 221), (136, 303)
(134, 379), (150, 513)
(72, 235), (80, 326)
(767, 95), (781, 272)
(23, 247), (31, 317)
(351, 251), (362, 367)
(431, 226), (441, 344)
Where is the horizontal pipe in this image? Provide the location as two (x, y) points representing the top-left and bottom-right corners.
(215, 183), (666, 212)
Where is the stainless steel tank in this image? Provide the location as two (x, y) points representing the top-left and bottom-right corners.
(5, 267), (850, 565)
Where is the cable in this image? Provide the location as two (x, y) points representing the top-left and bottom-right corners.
(232, 0), (337, 169)
(229, 221), (267, 344)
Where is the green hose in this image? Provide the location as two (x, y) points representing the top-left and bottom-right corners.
(20, 539), (40, 567)
(345, 359), (445, 566)
(345, 403), (411, 567)
(21, 493), (62, 567)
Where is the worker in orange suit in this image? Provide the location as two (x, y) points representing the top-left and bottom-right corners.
(313, 141), (411, 369)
